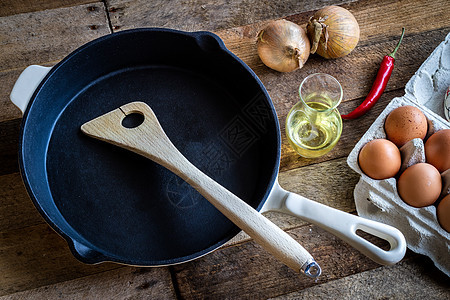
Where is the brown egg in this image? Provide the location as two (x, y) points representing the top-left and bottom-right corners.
(437, 194), (450, 233)
(358, 139), (401, 180)
(398, 163), (441, 208)
(385, 106), (428, 147)
(441, 169), (450, 199)
(425, 129), (450, 173)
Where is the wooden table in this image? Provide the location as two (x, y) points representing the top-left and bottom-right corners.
(0, 0), (449, 298)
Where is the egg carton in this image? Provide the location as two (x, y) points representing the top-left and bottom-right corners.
(347, 33), (450, 276)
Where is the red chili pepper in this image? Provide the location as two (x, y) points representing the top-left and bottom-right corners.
(341, 28), (406, 119)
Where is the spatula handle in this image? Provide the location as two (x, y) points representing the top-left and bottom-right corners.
(81, 102), (320, 277)
(171, 152), (319, 276)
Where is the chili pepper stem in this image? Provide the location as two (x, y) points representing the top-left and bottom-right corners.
(341, 27), (406, 120)
(388, 28), (406, 59)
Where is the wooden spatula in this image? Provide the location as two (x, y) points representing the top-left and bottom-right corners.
(81, 101), (321, 278)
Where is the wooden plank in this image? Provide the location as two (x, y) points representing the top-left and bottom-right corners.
(272, 258), (450, 299)
(172, 223), (412, 299)
(0, 2), (112, 140)
(278, 157), (359, 209)
(0, 223), (120, 296)
(0, 2), (111, 125)
(0, 267), (176, 299)
(0, 3), (111, 72)
(106, 0), (355, 32)
(0, 0), (98, 17)
(0, 172), (44, 232)
(0, 70), (24, 122)
(345, 0), (450, 45)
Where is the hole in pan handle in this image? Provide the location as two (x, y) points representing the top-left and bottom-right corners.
(264, 184), (407, 266)
(81, 101), (322, 278)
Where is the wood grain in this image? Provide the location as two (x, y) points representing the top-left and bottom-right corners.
(0, 70), (25, 122)
(345, 0), (450, 45)
(0, 224), (120, 296)
(278, 157), (359, 209)
(0, 173), (43, 232)
(106, 0), (355, 32)
(0, 3), (110, 72)
(0, 0), (98, 17)
(272, 256), (449, 299)
(0, 267), (176, 299)
(171, 224), (392, 299)
(0, 3), (111, 124)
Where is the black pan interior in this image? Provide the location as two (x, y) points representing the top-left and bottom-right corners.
(20, 29), (280, 265)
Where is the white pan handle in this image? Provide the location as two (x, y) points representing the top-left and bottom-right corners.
(271, 186), (406, 266)
(10, 65), (52, 114)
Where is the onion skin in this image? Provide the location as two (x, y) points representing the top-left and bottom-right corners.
(306, 6), (360, 59)
(257, 19), (310, 72)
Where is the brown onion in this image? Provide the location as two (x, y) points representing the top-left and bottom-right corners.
(257, 19), (310, 72)
(306, 6), (360, 59)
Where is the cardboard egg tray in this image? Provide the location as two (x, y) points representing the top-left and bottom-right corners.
(347, 33), (450, 276)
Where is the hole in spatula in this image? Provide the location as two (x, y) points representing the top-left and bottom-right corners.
(356, 229), (391, 251)
(122, 112), (145, 128)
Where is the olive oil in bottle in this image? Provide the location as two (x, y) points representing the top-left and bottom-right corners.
(286, 94), (342, 158)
